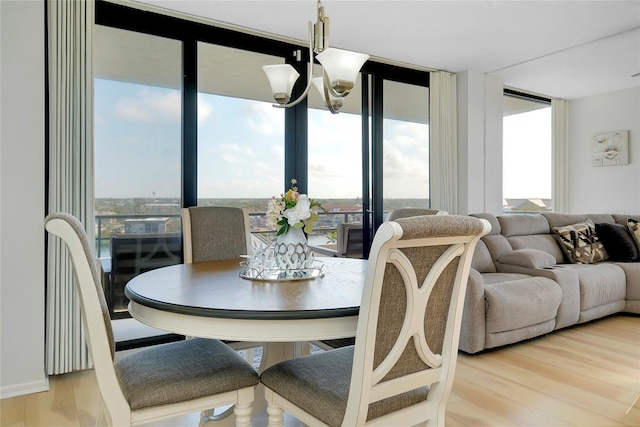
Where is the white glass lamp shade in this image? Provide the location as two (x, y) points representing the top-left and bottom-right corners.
(315, 48), (369, 94)
(262, 64), (300, 104)
(313, 76), (344, 113)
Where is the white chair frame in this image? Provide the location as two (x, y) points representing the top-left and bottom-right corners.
(264, 216), (490, 427)
(45, 213), (256, 427)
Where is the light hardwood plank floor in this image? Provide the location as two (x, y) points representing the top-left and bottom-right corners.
(2, 314), (638, 427)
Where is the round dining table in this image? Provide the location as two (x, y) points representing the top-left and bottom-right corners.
(125, 256), (367, 426)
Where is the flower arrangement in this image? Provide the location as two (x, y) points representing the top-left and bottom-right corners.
(267, 179), (324, 236)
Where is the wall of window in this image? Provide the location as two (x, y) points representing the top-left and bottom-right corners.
(502, 91), (552, 213)
(95, 1), (431, 261)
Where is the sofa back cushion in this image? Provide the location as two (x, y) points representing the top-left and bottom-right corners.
(471, 239), (496, 273)
(496, 214), (565, 263)
(542, 213), (590, 228)
(612, 214), (640, 225)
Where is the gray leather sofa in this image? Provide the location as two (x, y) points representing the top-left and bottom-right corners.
(459, 212), (640, 354)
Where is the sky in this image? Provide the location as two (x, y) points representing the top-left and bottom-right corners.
(94, 78), (550, 202)
(94, 79), (429, 200)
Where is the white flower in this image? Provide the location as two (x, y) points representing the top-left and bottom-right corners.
(266, 197), (285, 229)
(283, 195), (311, 226)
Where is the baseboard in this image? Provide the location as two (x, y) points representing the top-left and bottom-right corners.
(1, 377), (49, 399)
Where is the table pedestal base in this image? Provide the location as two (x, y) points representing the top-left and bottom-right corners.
(200, 342), (310, 427)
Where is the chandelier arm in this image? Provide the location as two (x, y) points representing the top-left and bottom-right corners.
(272, 21), (316, 109)
(321, 71), (339, 114)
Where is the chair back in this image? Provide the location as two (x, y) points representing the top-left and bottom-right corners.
(387, 208), (448, 221)
(337, 223), (364, 257)
(45, 213), (131, 416)
(109, 232), (181, 318)
(343, 215), (490, 426)
(182, 206), (252, 263)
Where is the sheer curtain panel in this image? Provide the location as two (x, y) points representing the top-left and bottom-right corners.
(429, 71), (458, 214)
(46, 0), (95, 375)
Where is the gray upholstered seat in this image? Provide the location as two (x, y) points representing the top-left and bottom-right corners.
(261, 215), (490, 427)
(45, 212), (259, 427)
(115, 338), (259, 411)
(182, 206), (252, 263)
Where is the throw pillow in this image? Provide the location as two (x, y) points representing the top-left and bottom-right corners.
(595, 222), (639, 262)
(628, 218), (640, 253)
(552, 220), (608, 264)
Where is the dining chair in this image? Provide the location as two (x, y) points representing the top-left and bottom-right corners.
(387, 207), (448, 221)
(182, 206), (263, 365)
(45, 212), (259, 427)
(182, 206), (253, 263)
(260, 214), (491, 427)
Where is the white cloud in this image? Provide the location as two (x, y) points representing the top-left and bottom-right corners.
(114, 89), (181, 123)
(198, 98), (214, 123)
(246, 103), (284, 135)
(221, 154), (239, 164)
(220, 143), (254, 156)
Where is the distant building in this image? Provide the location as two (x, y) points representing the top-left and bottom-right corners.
(124, 217), (170, 233)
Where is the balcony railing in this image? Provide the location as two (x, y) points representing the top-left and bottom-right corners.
(95, 210), (365, 258)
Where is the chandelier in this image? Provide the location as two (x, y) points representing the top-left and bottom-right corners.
(262, 1), (369, 114)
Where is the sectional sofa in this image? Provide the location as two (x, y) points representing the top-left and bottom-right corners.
(459, 212), (640, 354)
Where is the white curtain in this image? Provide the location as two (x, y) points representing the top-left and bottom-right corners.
(552, 99), (569, 213)
(46, 0), (95, 374)
(429, 71), (458, 214)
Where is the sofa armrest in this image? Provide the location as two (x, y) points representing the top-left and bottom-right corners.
(459, 268), (486, 354)
(498, 248), (556, 269)
(495, 263), (580, 329)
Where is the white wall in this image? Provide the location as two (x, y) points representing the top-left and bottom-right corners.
(457, 71), (504, 215)
(568, 87), (640, 213)
(0, 0), (48, 397)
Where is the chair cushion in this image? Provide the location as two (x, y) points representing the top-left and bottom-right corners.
(260, 345), (428, 427)
(115, 338), (258, 410)
(261, 346), (353, 427)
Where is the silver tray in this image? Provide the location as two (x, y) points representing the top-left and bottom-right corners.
(239, 261), (324, 282)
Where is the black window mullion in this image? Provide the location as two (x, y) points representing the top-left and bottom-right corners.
(182, 38), (197, 208)
(361, 74), (371, 258)
(284, 51), (309, 194)
(371, 75), (384, 232)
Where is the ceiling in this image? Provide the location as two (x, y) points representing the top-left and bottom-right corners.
(130, 0), (640, 101)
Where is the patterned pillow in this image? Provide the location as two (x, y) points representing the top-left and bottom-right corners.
(628, 218), (640, 252)
(552, 220), (608, 264)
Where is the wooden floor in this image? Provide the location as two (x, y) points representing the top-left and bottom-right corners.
(2, 314), (639, 427)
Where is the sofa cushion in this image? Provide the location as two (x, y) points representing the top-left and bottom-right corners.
(628, 219), (640, 251)
(498, 214), (549, 237)
(566, 264), (626, 311)
(506, 235), (566, 263)
(542, 213), (590, 229)
(481, 272), (534, 285)
(471, 239), (496, 273)
(484, 277), (562, 334)
(612, 214), (640, 225)
(552, 221), (608, 264)
(594, 222), (639, 262)
(498, 248), (557, 269)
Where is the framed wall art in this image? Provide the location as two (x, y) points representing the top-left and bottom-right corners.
(592, 130), (629, 167)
